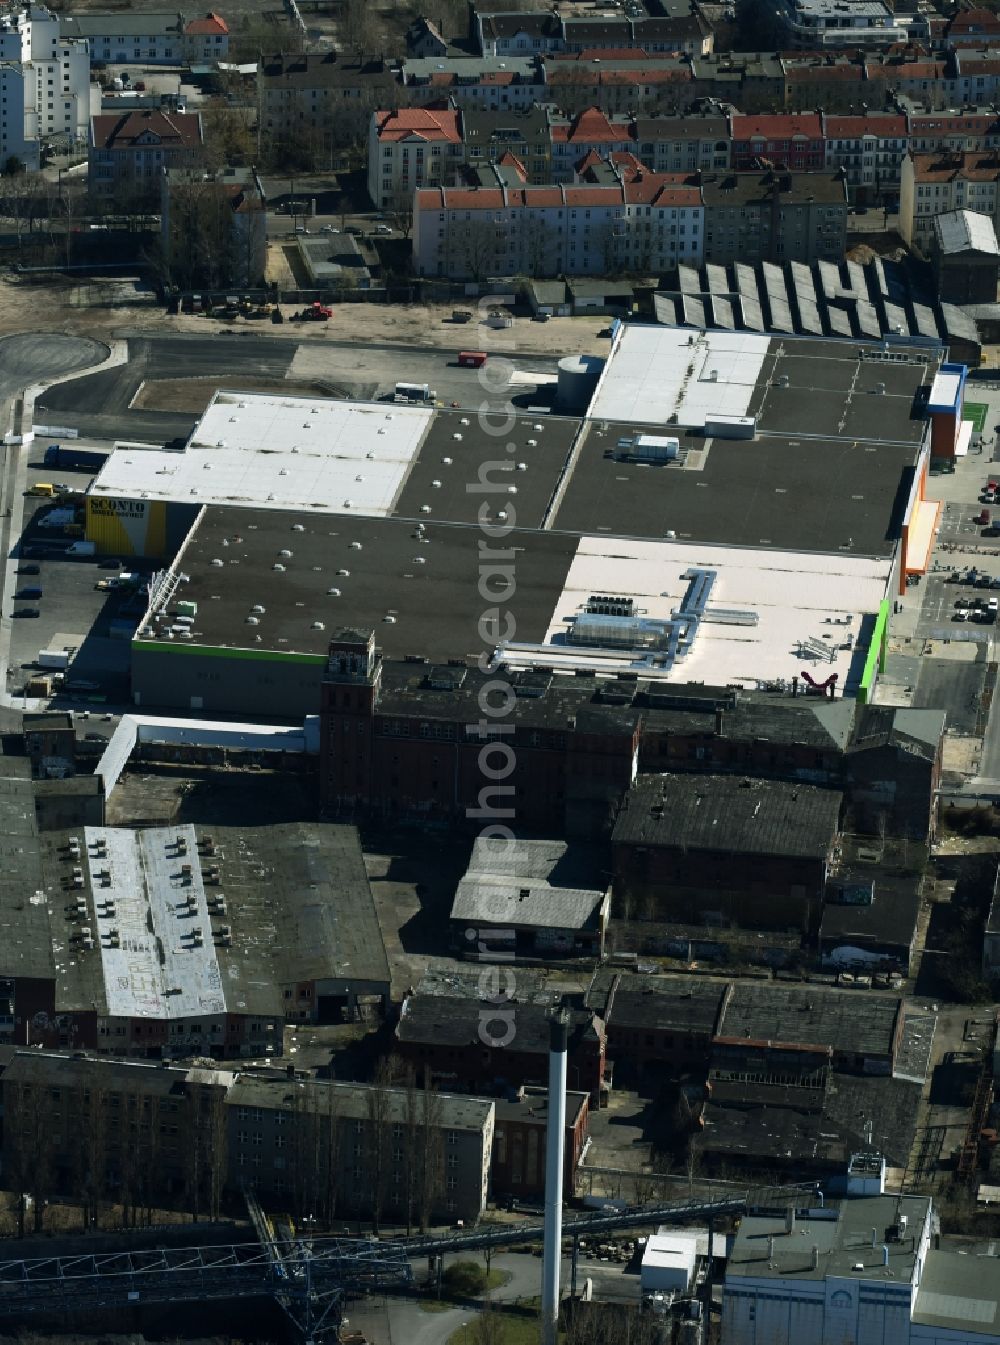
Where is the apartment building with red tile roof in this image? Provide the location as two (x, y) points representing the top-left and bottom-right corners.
(89, 109), (204, 199)
(901, 148), (1000, 250)
(413, 170), (704, 279)
(730, 112), (825, 170)
(823, 112), (907, 199)
(367, 105), (464, 207)
(943, 7), (1000, 47)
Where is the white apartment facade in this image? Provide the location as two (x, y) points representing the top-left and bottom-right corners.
(367, 106), (464, 209)
(0, 5), (93, 166)
(60, 12), (185, 66)
(823, 114), (908, 196)
(413, 180), (704, 279)
(900, 150), (1000, 251)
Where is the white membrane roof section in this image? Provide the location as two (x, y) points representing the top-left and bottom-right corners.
(929, 370), (961, 408)
(87, 392), (433, 517)
(87, 824), (225, 1019)
(587, 326), (770, 428)
(530, 536), (891, 691)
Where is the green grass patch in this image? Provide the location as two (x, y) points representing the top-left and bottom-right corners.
(447, 1313), (543, 1345)
(963, 402), (988, 433)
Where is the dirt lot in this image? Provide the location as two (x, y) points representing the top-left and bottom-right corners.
(131, 375), (336, 413)
(0, 273), (612, 360)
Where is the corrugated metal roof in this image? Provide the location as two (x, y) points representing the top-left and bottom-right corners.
(933, 207), (1000, 256)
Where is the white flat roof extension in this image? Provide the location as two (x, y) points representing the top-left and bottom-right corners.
(86, 824), (225, 1020)
(519, 536), (892, 692)
(87, 392), (433, 517)
(588, 326), (770, 428)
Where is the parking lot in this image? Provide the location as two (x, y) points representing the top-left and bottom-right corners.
(6, 456), (147, 710)
(880, 396), (1000, 741)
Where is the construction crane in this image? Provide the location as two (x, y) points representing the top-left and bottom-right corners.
(0, 1182), (814, 1343)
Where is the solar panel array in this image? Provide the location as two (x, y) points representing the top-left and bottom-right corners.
(653, 258), (981, 352)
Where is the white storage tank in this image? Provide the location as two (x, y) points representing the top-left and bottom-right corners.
(557, 354), (604, 413)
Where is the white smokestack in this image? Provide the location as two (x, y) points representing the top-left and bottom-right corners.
(541, 1008), (570, 1345)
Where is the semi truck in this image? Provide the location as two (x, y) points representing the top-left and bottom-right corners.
(43, 444), (109, 472)
(394, 382), (436, 403)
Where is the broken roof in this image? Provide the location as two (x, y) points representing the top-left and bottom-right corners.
(613, 773), (843, 860)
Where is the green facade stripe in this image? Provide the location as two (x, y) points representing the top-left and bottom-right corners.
(857, 599), (891, 704)
(132, 640), (326, 667)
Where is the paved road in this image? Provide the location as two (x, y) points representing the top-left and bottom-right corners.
(0, 333), (109, 401)
(33, 334), (563, 445)
(913, 656), (988, 736)
(344, 1250), (639, 1345)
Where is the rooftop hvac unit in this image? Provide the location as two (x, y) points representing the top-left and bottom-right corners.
(616, 434), (680, 463)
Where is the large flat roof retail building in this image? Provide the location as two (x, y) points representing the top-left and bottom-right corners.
(80, 328), (951, 717)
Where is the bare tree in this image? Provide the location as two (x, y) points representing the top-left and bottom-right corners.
(4, 1081), (55, 1234)
(365, 1058), (394, 1234)
(473, 1298), (509, 1345)
(74, 1083), (109, 1231)
(388, 186), (415, 240)
(452, 219), (501, 282)
(340, 0), (380, 55)
(417, 1072), (445, 1232)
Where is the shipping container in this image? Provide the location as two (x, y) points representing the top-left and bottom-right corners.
(37, 650), (70, 669)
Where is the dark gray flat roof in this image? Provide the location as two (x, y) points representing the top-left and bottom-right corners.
(551, 420), (916, 554)
(746, 343), (931, 444)
(705, 1073), (920, 1169)
(729, 1194), (930, 1279)
(391, 409), (579, 531)
(719, 980), (901, 1057)
(586, 968), (726, 1034)
(0, 778), (53, 983)
(613, 773), (842, 860)
(157, 508), (578, 664)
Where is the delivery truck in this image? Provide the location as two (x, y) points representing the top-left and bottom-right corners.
(44, 444), (109, 472)
(37, 650), (70, 670)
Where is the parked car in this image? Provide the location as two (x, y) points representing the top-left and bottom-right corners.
(16, 563), (40, 575)
(320, 224), (341, 234)
(14, 607), (39, 617)
(16, 587), (42, 600)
